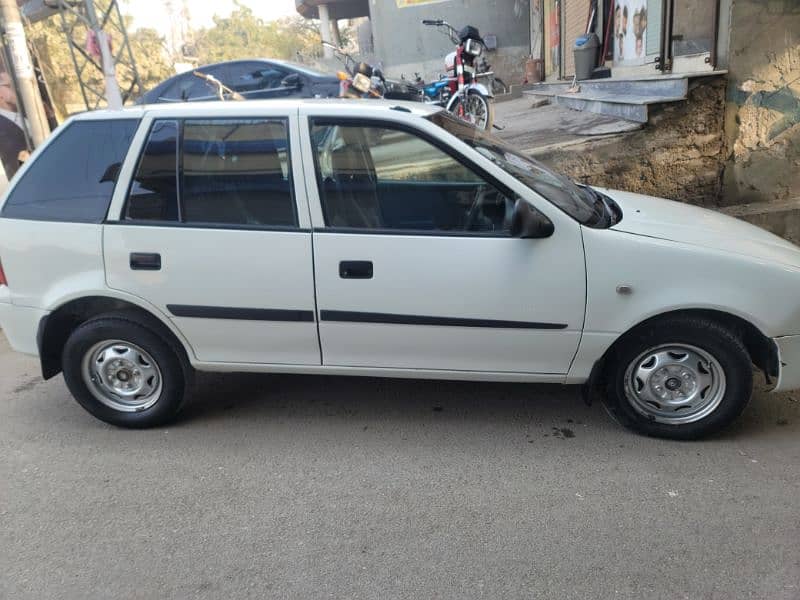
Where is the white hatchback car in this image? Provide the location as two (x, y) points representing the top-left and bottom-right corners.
(1, 99), (799, 438)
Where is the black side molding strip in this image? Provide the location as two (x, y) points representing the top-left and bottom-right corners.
(168, 305), (315, 322)
(319, 310), (567, 330)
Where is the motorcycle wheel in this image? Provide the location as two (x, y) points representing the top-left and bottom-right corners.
(450, 90), (494, 131)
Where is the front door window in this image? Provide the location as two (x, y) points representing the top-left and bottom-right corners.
(310, 122), (516, 234)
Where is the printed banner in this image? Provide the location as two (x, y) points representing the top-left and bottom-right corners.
(614, 0), (648, 65)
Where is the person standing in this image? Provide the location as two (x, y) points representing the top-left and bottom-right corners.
(0, 70), (28, 181)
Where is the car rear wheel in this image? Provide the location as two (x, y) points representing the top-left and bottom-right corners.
(62, 314), (186, 428)
(604, 316), (753, 439)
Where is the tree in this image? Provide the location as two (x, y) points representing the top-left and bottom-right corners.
(129, 27), (173, 93)
(26, 15), (172, 118)
(194, 2), (325, 65)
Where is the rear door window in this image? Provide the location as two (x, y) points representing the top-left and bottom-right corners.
(1, 119), (139, 223)
(125, 120), (179, 221)
(124, 117), (297, 228)
(182, 119), (296, 226)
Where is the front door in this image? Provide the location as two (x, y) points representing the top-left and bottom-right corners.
(105, 113), (320, 366)
(668, 0), (717, 72)
(301, 115), (586, 375)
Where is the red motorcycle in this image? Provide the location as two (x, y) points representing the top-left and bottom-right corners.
(422, 19), (495, 130)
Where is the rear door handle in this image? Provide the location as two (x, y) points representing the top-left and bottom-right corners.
(339, 260), (373, 279)
(130, 252), (161, 271)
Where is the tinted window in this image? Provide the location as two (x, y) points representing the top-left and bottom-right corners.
(311, 123), (515, 233)
(1, 119), (138, 222)
(226, 62), (288, 92)
(160, 68), (222, 102)
(182, 119), (296, 226)
(126, 120), (179, 221)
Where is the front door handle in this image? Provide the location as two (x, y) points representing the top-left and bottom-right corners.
(339, 260), (373, 279)
(130, 252), (161, 271)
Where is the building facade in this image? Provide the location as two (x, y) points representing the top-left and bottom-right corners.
(298, 0), (799, 216)
(297, 0), (533, 84)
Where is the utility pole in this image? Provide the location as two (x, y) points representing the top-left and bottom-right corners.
(55, 0), (142, 111)
(0, 0), (49, 146)
(83, 0), (122, 109)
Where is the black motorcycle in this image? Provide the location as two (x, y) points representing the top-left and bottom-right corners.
(322, 41), (421, 102)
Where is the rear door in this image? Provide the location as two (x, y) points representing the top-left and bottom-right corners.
(104, 109), (319, 366)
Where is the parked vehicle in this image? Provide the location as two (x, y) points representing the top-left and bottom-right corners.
(1, 99), (799, 439)
(412, 72), (453, 106)
(190, 71), (244, 102)
(323, 41), (421, 102)
(137, 59), (342, 104)
(323, 41), (387, 99)
(422, 19), (495, 130)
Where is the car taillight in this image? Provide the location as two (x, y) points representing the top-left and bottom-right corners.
(0, 259), (7, 287)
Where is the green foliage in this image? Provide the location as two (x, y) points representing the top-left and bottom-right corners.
(27, 16), (81, 117)
(194, 2), (325, 64)
(25, 1), (340, 117)
(27, 16), (171, 116)
(129, 28), (173, 93)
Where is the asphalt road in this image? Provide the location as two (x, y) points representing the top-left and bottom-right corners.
(1, 333), (799, 599)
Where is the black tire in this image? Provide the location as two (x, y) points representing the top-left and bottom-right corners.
(62, 314), (187, 428)
(449, 90), (495, 131)
(604, 316), (753, 440)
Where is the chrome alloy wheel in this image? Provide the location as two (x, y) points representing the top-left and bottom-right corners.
(81, 340), (162, 412)
(623, 343), (726, 425)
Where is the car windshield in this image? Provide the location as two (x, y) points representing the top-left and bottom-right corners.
(427, 111), (619, 228)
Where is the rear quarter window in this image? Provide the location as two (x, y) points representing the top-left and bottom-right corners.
(1, 119), (139, 223)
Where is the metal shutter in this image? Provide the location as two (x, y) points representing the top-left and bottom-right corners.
(562, 0), (590, 77)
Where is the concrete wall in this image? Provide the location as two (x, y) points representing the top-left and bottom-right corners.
(368, 0), (531, 84)
(721, 0), (800, 206)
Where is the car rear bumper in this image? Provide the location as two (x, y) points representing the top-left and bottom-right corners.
(775, 335), (800, 392)
(0, 302), (47, 356)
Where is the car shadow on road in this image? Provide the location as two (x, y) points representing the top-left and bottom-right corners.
(180, 371), (605, 429)
(174, 371), (799, 441)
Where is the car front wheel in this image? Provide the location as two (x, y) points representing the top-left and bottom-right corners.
(604, 316), (753, 439)
(62, 314), (186, 428)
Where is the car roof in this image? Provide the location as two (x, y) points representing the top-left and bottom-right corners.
(168, 58), (332, 78)
(71, 98), (442, 121)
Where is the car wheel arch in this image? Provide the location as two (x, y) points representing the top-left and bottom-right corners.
(37, 296), (194, 381)
(584, 308), (779, 399)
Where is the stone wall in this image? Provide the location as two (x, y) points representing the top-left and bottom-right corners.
(535, 77), (728, 207)
(721, 0), (800, 207)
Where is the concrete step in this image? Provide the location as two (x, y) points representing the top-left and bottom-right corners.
(523, 75), (698, 123)
(553, 91), (686, 123)
(525, 75), (688, 99)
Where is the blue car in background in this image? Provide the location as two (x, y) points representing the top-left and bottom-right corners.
(137, 59), (342, 104)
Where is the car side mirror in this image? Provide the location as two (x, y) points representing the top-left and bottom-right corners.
(510, 199), (554, 238)
(281, 74), (302, 89)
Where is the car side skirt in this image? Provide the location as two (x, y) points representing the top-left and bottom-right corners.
(189, 361), (571, 384)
